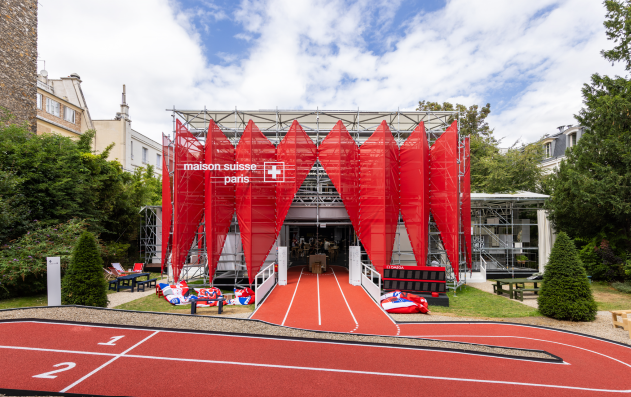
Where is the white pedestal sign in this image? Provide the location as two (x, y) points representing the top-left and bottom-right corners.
(349, 246), (361, 286)
(278, 247), (287, 286)
(46, 257), (61, 306)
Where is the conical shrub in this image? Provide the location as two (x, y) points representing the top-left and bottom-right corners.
(61, 231), (108, 307)
(538, 232), (597, 321)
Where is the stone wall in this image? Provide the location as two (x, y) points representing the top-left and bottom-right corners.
(0, 0), (37, 131)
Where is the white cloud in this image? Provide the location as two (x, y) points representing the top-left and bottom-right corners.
(38, 0), (627, 145)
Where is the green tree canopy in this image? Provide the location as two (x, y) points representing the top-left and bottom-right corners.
(416, 101), (544, 193)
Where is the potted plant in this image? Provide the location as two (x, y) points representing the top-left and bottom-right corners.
(516, 255), (528, 265)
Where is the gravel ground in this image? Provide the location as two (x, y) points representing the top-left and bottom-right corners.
(0, 306), (554, 361)
(391, 311), (631, 345)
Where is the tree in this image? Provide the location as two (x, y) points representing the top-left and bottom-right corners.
(416, 101), (544, 193)
(537, 232), (597, 321)
(61, 231), (108, 307)
(545, 74), (631, 244)
(602, 0), (631, 70)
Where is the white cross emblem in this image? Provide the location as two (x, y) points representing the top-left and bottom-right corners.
(264, 162), (285, 182)
(268, 165), (282, 179)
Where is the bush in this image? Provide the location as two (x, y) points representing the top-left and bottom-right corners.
(538, 232), (597, 321)
(61, 231), (108, 307)
(0, 219), (88, 298)
(612, 281), (631, 294)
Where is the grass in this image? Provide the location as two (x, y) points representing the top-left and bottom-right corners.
(116, 292), (254, 316)
(431, 285), (540, 318)
(0, 294), (48, 310)
(590, 281), (631, 311)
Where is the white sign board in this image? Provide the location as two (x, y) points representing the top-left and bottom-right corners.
(349, 246), (361, 286)
(46, 257), (61, 306)
(278, 247), (287, 286)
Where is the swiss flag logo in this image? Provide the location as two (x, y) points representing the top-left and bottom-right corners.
(264, 162), (285, 182)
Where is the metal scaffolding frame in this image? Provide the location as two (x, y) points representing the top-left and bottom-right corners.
(149, 108), (467, 287)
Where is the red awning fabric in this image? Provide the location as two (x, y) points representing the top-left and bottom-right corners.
(358, 121), (400, 275)
(172, 120), (205, 283)
(235, 120), (277, 284)
(205, 120), (235, 280)
(276, 120), (317, 236)
(461, 136), (472, 269)
(318, 120), (361, 234)
(430, 121), (460, 281)
(400, 122), (430, 268)
(160, 134), (172, 275)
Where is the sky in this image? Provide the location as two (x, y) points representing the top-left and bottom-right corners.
(38, 0), (626, 145)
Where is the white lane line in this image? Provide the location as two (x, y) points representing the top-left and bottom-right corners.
(62, 352), (631, 393)
(281, 267), (304, 326)
(59, 331), (159, 393)
(317, 273), (321, 326)
(331, 268), (358, 332)
(407, 335), (631, 370)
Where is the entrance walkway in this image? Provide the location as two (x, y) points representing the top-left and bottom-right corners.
(252, 266), (399, 335)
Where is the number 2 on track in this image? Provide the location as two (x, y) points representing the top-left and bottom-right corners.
(33, 362), (76, 379)
(98, 335), (125, 346)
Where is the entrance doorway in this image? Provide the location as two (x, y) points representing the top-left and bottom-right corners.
(285, 225), (354, 269)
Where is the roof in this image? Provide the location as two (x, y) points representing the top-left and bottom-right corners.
(471, 191), (548, 206)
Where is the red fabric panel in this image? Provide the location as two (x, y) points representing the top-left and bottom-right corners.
(359, 121), (400, 276)
(429, 121), (460, 281)
(400, 122), (429, 267)
(276, 120), (317, 236)
(160, 135), (172, 274)
(205, 120), (235, 280)
(235, 120), (276, 284)
(317, 120), (361, 233)
(172, 120), (205, 283)
(462, 136), (472, 269)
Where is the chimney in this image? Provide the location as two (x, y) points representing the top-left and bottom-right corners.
(120, 84), (130, 120)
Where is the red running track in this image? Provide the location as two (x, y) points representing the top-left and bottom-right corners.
(252, 265), (399, 335)
(2, 320), (631, 396)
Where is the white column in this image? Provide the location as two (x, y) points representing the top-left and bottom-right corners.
(46, 257), (61, 306)
(349, 246), (361, 286)
(278, 247), (287, 285)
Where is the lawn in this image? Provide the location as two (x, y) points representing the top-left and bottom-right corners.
(0, 288), (117, 310)
(115, 292), (254, 316)
(430, 285), (540, 318)
(590, 281), (631, 311)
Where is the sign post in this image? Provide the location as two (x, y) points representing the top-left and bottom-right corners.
(278, 247), (287, 286)
(46, 257), (61, 306)
(349, 246), (361, 286)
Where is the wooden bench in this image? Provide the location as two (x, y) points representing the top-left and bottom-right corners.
(493, 283), (525, 296)
(513, 288), (540, 301)
(136, 278), (157, 293)
(610, 310), (631, 331)
(191, 297), (224, 315)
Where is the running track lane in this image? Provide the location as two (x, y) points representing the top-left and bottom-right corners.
(2, 321), (631, 396)
(252, 266), (398, 335)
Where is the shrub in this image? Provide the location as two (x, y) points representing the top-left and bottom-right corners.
(61, 231), (108, 307)
(612, 281), (631, 294)
(538, 232), (597, 321)
(0, 219), (88, 298)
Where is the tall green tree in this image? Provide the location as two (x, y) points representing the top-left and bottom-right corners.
(416, 101), (544, 193)
(602, 0), (631, 70)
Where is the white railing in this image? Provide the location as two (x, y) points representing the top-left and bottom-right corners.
(480, 256), (487, 281)
(361, 262), (381, 302)
(255, 262), (276, 308)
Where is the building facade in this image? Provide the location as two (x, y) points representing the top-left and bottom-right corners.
(539, 124), (584, 174)
(0, 0), (38, 130)
(93, 86), (162, 176)
(36, 73), (94, 139)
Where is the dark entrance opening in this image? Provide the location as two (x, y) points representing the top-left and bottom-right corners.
(285, 225), (354, 269)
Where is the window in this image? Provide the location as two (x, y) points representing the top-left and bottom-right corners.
(36, 93), (42, 109)
(544, 142), (552, 158)
(156, 154), (162, 169)
(46, 98), (60, 117)
(64, 107), (75, 123)
(142, 147), (148, 164)
(131, 141), (134, 160)
(567, 133), (576, 148)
